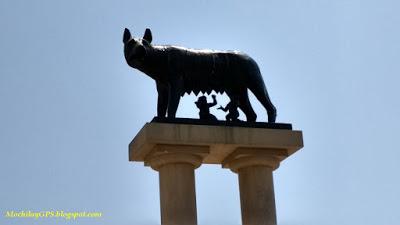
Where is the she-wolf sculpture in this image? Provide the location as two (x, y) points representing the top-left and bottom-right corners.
(123, 28), (277, 122)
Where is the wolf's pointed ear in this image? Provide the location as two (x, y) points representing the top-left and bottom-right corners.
(123, 28), (132, 44)
(143, 28), (152, 43)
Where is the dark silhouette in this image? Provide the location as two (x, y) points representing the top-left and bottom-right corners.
(123, 28), (277, 122)
(218, 100), (240, 122)
(195, 95), (218, 121)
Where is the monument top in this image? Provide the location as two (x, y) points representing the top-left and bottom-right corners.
(129, 120), (303, 165)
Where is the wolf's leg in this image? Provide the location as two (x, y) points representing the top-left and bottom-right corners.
(237, 90), (257, 122)
(156, 81), (169, 117)
(249, 83), (276, 123)
(167, 78), (183, 118)
(247, 68), (277, 122)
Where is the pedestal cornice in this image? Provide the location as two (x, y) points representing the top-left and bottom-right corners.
(129, 121), (303, 166)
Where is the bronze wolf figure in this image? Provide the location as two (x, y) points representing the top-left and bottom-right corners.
(123, 28), (277, 122)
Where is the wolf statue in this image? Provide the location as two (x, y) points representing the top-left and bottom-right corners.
(123, 28), (277, 122)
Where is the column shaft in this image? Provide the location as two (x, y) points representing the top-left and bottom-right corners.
(238, 166), (277, 225)
(158, 163), (197, 225)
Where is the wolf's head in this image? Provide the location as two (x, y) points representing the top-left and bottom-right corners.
(123, 28), (152, 68)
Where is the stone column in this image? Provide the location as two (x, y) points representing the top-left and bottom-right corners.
(144, 144), (209, 225)
(130, 122), (303, 225)
(223, 148), (283, 225)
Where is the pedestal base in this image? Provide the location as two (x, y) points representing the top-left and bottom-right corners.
(129, 121), (303, 225)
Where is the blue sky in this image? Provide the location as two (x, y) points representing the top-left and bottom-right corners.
(1, 0), (399, 225)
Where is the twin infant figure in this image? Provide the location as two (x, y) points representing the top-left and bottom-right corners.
(195, 95), (240, 122)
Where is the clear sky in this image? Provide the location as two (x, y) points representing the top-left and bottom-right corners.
(1, 0), (399, 225)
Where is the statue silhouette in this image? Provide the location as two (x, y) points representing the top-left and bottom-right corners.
(218, 100), (240, 122)
(123, 28), (277, 122)
(195, 95), (218, 121)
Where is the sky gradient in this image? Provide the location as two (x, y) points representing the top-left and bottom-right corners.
(1, 0), (400, 225)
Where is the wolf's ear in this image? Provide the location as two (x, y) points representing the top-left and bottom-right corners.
(143, 28), (152, 43)
(123, 28), (132, 44)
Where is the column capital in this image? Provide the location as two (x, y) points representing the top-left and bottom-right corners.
(144, 144), (209, 171)
(222, 147), (285, 173)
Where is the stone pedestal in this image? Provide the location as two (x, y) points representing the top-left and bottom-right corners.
(129, 121), (303, 225)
